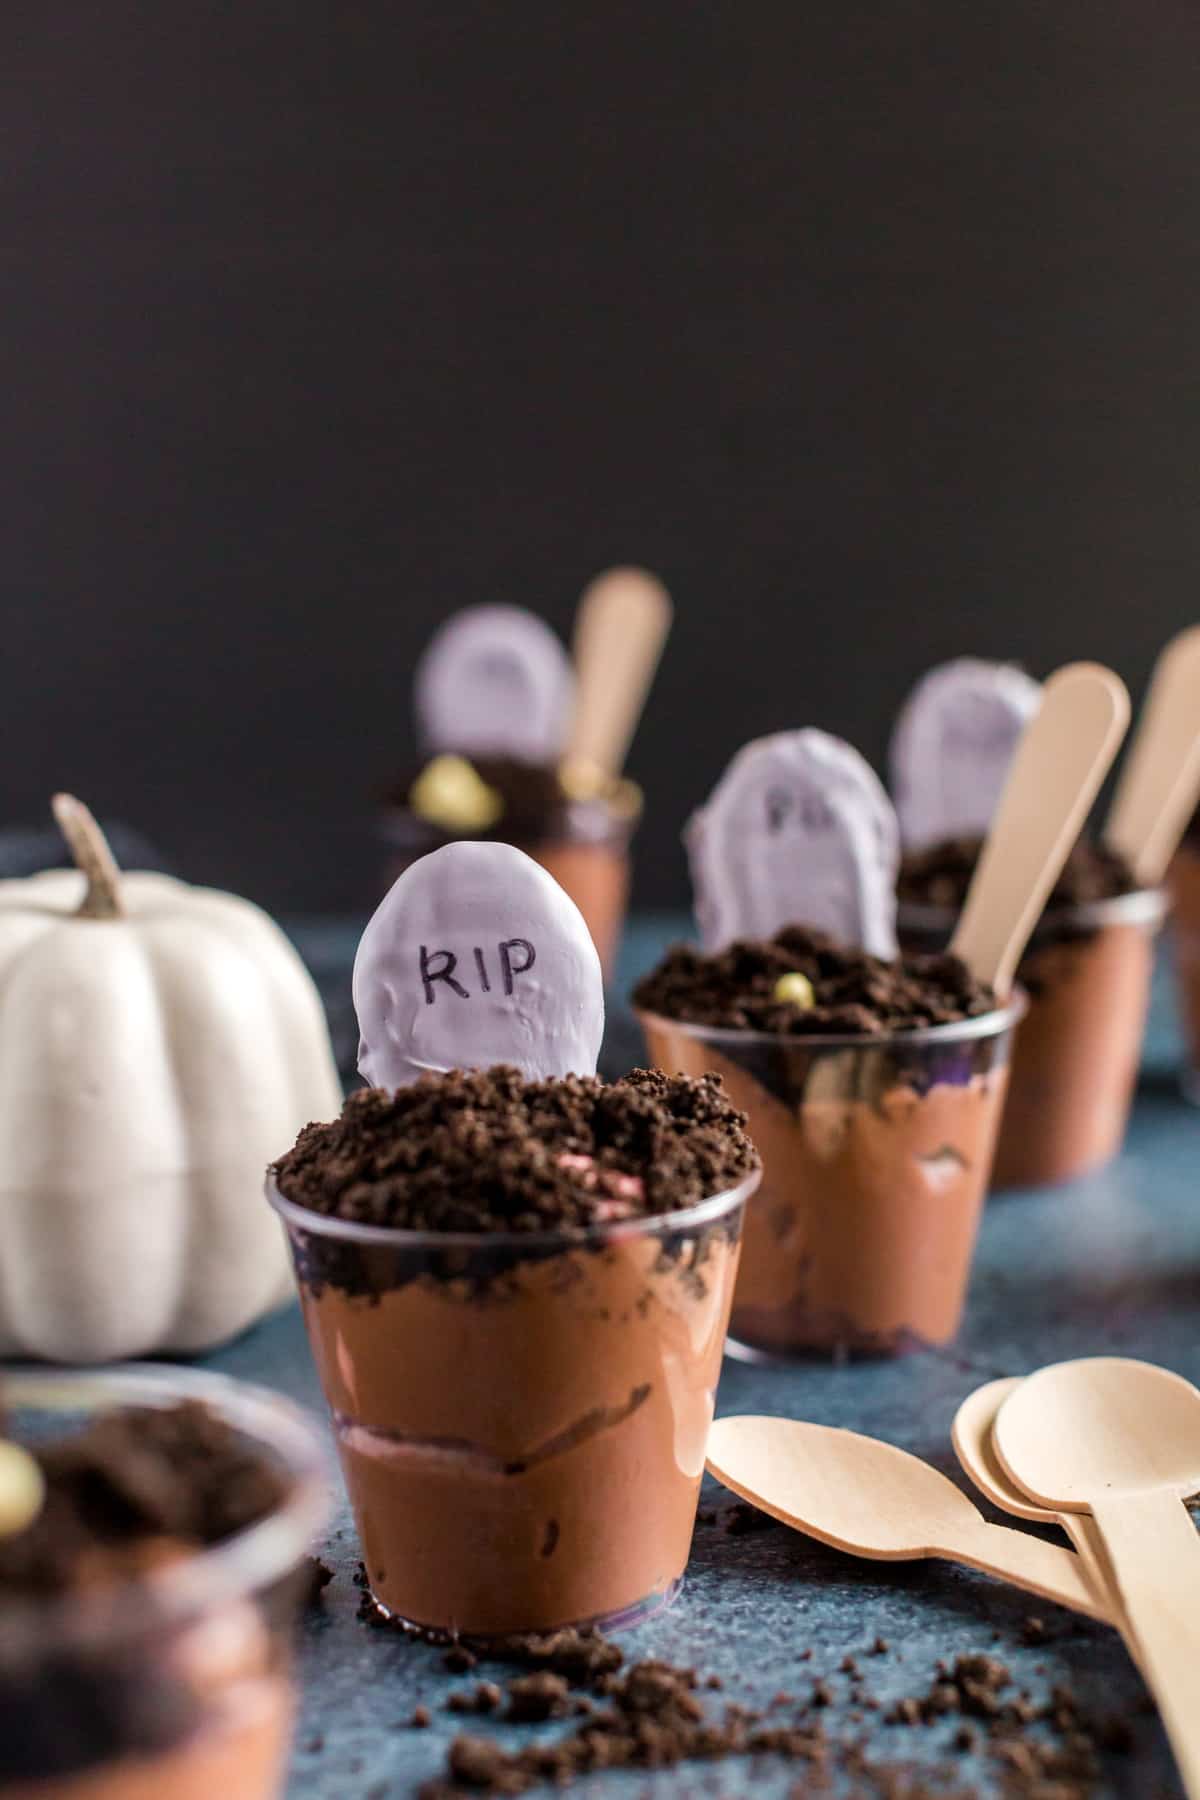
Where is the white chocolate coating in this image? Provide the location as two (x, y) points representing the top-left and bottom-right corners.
(686, 730), (899, 958)
(354, 841), (604, 1087)
(414, 605), (575, 764)
(890, 658), (1041, 848)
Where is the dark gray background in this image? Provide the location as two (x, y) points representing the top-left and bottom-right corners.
(4, 2), (1198, 914)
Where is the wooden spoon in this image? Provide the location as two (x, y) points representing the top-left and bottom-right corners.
(1105, 625), (1200, 886)
(706, 1416), (1106, 1620)
(564, 567), (672, 783)
(952, 1378), (1141, 1664)
(994, 1358), (1200, 1798)
(951, 662), (1130, 993)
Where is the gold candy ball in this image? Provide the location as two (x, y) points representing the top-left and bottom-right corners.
(773, 971), (815, 1010)
(409, 755), (505, 833)
(0, 1440), (44, 1538)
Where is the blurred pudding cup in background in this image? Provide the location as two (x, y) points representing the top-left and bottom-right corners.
(377, 567), (672, 977)
(0, 1366), (328, 1800)
(269, 840), (759, 1636)
(638, 677), (1125, 1355)
(1169, 817), (1200, 1100)
(898, 840), (1164, 1188)
(633, 727), (1018, 1356)
(893, 636), (1200, 1184)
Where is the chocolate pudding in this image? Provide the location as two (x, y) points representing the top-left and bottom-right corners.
(379, 757), (639, 975)
(1169, 837), (1200, 1099)
(270, 1067), (758, 1636)
(898, 833), (1137, 917)
(899, 835), (1165, 1186)
(0, 1373), (327, 1800)
(634, 929), (1019, 1355)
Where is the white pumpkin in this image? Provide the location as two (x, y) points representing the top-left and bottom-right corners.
(0, 796), (342, 1362)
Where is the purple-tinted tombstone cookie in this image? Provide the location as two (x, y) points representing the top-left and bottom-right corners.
(353, 840), (604, 1088)
(890, 659), (1041, 848)
(686, 730), (899, 957)
(414, 605), (575, 764)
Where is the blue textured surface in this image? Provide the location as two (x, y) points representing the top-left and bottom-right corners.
(208, 917), (1200, 1797)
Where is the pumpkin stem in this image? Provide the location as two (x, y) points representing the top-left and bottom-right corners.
(51, 794), (126, 919)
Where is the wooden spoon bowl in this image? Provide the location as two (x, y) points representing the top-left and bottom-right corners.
(995, 1358), (1200, 1799)
(706, 1415), (1105, 1619)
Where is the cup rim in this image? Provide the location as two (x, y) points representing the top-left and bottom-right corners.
(0, 1364), (330, 1650)
(375, 786), (641, 853)
(635, 992), (1027, 1054)
(266, 1164), (761, 1251)
(898, 884), (1168, 937)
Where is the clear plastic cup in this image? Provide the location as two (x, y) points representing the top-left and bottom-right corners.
(901, 889), (1166, 1187)
(1168, 844), (1200, 1102)
(637, 1004), (1023, 1357)
(0, 1365), (329, 1800)
(268, 1171), (756, 1637)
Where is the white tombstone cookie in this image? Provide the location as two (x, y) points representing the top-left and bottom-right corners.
(890, 659), (1041, 848)
(686, 730), (899, 958)
(414, 605), (575, 764)
(353, 841), (604, 1088)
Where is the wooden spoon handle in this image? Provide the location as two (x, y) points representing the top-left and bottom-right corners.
(1090, 1491), (1200, 1799)
(1060, 1513), (1147, 1674)
(1105, 626), (1200, 886)
(955, 1519), (1109, 1622)
(565, 567), (672, 778)
(1058, 1515), (1121, 1615)
(951, 663), (1130, 992)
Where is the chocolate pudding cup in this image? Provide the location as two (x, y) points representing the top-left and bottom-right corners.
(377, 794), (636, 978)
(638, 1004), (1022, 1357)
(268, 1172), (754, 1637)
(1168, 842), (1200, 1101)
(0, 1366), (328, 1800)
(901, 889), (1165, 1188)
